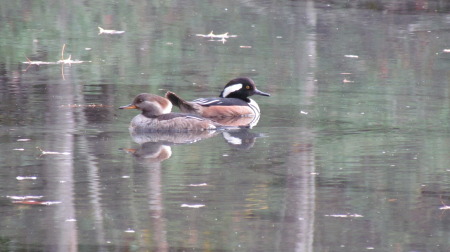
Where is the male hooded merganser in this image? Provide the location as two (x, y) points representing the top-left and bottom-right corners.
(165, 77), (270, 119)
(119, 93), (223, 132)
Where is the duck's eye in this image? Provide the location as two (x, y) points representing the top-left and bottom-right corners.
(246, 85), (250, 90)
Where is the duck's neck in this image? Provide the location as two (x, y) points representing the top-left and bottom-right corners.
(142, 111), (160, 118)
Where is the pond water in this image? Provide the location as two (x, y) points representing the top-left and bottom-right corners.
(2, 0), (450, 251)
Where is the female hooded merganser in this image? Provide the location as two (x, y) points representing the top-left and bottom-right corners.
(119, 93), (223, 132)
(165, 77), (270, 119)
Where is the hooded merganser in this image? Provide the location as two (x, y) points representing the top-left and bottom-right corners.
(119, 93), (223, 132)
(165, 77), (270, 119)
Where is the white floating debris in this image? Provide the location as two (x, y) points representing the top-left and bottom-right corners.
(57, 57), (86, 65)
(39, 201), (62, 205)
(443, 49), (450, 53)
(188, 183), (208, 187)
(196, 31), (237, 39)
(195, 31), (237, 44)
(24, 44), (90, 67)
(181, 204), (205, 208)
(439, 205), (450, 210)
(439, 197), (450, 210)
(60, 103), (112, 108)
(11, 200), (61, 205)
(98, 27), (125, 35)
(13, 148), (25, 151)
(42, 151), (70, 155)
(65, 218), (77, 222)
(37, 147), (70, 155)
(17, 139), (31, 142)
(16, 176), (37, 180)
(22, 59), (58, 65)
(344, 55), (359, 58)
(300, 110), (308, 115)
(122, 176), (130, 178)
(124, 229), (135, 233)
(325, 214), (363, 218)
(7, 195), (43, 200)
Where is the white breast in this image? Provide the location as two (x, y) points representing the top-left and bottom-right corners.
(248, 99), (261, 114)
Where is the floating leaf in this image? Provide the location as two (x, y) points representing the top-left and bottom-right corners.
(196, 31), (237, 44)
(16, 176), (37, 180)
(188, 183), (208, 187)
(98, 27), (125, 35)
(7, 195), (43, 200)
(12, 200), (61, 205)
(324, 213), (363, 218)
(181, 204), (205, 208)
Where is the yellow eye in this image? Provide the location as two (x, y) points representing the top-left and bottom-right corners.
(246, 85), (250, 89)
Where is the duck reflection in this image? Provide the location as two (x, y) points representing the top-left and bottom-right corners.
(211, 113), (260, 129)
(221, 128), (264, 150)
(122, 130), (219, 162)
(122, 142), (172, 162)
(122, 128), (264, 162)
(129, 130), (219, 145)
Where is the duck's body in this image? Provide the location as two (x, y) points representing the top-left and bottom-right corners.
(119, 93), (222, 132)
(128, 112), (219, 132)
(165, 77), (270, 119)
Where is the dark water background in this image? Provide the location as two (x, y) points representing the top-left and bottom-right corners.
(2, 0), (450, 251)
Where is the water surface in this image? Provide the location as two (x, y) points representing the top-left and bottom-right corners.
(2, 0), (450, 251)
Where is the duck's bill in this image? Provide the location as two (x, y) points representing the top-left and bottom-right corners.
(119, 104), (137, 109)
(254, 89), (270, 97)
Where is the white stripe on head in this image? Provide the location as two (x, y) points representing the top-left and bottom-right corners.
(222, 83), (243, 98)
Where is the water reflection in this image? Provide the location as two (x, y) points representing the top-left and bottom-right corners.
(124, 128), (263, 163)
(221, 129), (262, 150)
(3, 0), (450, 251)
(124, 131), (219, 162)
(118, 128), (268, 251)
(209, 114), (260, 128)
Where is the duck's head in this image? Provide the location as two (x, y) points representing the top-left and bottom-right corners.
(220, 77), (270, 101)
(119, 93), (173, 117)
